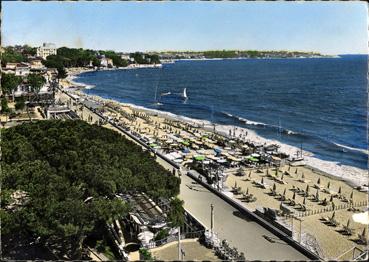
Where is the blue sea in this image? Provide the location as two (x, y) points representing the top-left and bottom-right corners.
(75, 56), (368, 170)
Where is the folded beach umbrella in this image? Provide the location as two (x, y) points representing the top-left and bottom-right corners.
(295, 168), (298, 174)
(317, 178), (321, 184)
(261, 177), (264, 184)
(327, 181), (331, 189)
(346, 218), (351, 229)
(273, 183), (277, 192)
(331, 211), (336, 220)
(303, 197), (306, 205)
(283, 188), (286, 196)
(350, 190), (354, 200)
(329, 195), (334, 202)
(306, 184), (310, 194)
(338, 186), (342, 194)
(246, 187), (249, 195)
(292, 191), (296, 200)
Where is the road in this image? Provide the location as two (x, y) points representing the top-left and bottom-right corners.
(179, 174), (308, 260)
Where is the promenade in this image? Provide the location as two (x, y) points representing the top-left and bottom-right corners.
(179, 173), (308, 260)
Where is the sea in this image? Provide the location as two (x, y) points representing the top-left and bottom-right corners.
(75, 55), (368, 174)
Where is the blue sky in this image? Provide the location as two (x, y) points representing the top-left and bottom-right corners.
(2, 1), (368, 55)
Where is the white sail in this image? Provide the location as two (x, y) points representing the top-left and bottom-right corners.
(183, 88), (188, 98)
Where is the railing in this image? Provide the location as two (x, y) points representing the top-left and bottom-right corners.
(142, 230), (205, 249)
(297, 200), (368, 217)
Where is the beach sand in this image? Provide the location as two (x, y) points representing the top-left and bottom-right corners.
(225, 166), (368, 260)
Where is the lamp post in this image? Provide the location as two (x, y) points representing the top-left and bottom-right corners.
(210, 204), (214, 239)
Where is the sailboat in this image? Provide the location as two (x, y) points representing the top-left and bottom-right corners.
(153, 84), (163, 106)
(182, 88), (188, 99)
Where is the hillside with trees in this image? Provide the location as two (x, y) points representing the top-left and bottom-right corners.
(1, 120), (180, 259)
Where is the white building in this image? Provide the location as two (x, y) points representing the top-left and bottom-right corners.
(37, 43), (57, 60)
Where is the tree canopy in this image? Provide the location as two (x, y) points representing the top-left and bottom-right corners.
(1, 73), (22, 95)
(1, 120), (180, 259)
(27, 73), (46, 93)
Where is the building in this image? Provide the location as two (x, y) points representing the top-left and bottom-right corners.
(99, 56), (114, 67)
(30, 59), (45, 70)
(36, 43), (57, 60)
(15, 63), (30, 76)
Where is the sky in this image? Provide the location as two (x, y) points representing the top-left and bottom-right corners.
(2, 1), (368, 55)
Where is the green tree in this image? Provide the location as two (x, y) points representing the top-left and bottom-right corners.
(27, 73), (46, 94)
(1, 73), (22, 97)
(167, 197), (185, 227)
(15, 96), (26, 111)
(1, 120), (180, 259)
(1, 97), (10, 113)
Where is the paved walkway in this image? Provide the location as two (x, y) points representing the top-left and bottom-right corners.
(179, 174), (308, 261)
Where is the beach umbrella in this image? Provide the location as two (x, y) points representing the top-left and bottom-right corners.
(295, 168), (298, 174)
(350, 190), (354, 200)
(302, 173), (305, 179)
(306, 185), (310, 194)
(329, 195), (334, 202)
(292, 192), (296, 200)
(332, 201), (335, 210)
(338, 186), (342, 194)
(283, 188), (286, 196)
(317, 178), (321, 184)
(327, 181), (331, 189)
(315, 190), (320, 200)
(234, 181), (237, 188)
(273, 183), (277, 192)
(261, 177), (264, 184)
(246, 188), (249, 195)
(331, 211), (336, 220)
(303, 197), (306, 205)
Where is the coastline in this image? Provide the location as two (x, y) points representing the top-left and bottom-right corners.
(65, 71), (368, 188)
